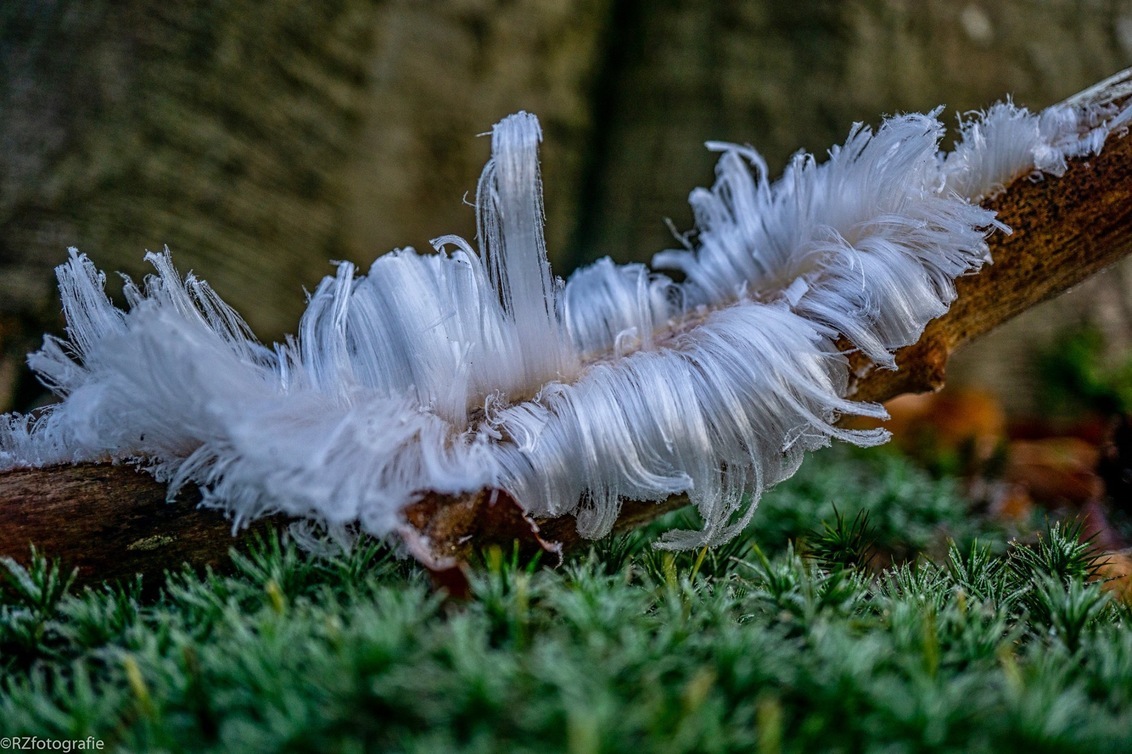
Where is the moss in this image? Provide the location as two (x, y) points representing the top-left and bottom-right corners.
(1, 450), (1129, 752)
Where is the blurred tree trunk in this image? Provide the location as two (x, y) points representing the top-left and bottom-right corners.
(576, 0), (1132, 265)
(1, 1), (380, 407)
(0, 1), (407, 326)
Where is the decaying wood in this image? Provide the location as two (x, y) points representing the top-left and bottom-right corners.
(850, 123), (1132, 400)
(0, 464), (272, 585)
(2, 75), (1132, 585)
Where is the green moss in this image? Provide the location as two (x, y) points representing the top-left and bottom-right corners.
(1, 450), (1129, 752)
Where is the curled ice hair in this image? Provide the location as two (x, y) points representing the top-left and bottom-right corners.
(1, 98), (1125, 548)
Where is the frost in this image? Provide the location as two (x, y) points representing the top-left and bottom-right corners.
(3, 100), (1127, 548)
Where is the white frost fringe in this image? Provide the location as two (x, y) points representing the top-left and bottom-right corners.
(1, 100), (1127, 548)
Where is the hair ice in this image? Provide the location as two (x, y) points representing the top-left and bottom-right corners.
(2, 98), (1126, 549)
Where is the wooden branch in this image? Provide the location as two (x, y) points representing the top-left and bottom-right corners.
(850, 71), (1132, 403)
(3, 72), (1132, 584)
(0, 464), (272, 586)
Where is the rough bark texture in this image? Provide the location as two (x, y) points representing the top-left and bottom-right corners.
(851, 117), (1132, 402)
(1, 84), (1130, 582)
(0, 464), (269, 586)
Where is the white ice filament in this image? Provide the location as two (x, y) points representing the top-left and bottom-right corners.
(2, 100), (1126, 548)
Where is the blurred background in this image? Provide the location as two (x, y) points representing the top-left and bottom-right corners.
(2, 0), (1132, 423)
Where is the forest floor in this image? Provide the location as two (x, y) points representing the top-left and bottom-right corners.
(3, 439), (1131, 753)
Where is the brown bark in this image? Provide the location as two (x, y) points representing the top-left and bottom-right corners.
(0, 464), (271, 586)
(2, 72), (1131, 585)
(850, 105), (1132, 401)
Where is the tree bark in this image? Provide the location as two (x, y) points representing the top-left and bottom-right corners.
(2, 71), (1131, 585)
(0, 464), (270, 586)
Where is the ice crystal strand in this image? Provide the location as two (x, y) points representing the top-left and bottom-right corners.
(476, 112), (574, 388)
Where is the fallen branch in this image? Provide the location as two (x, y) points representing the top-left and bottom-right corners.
(3, 72), (1132, 585)
(0, 464), (275, 586)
